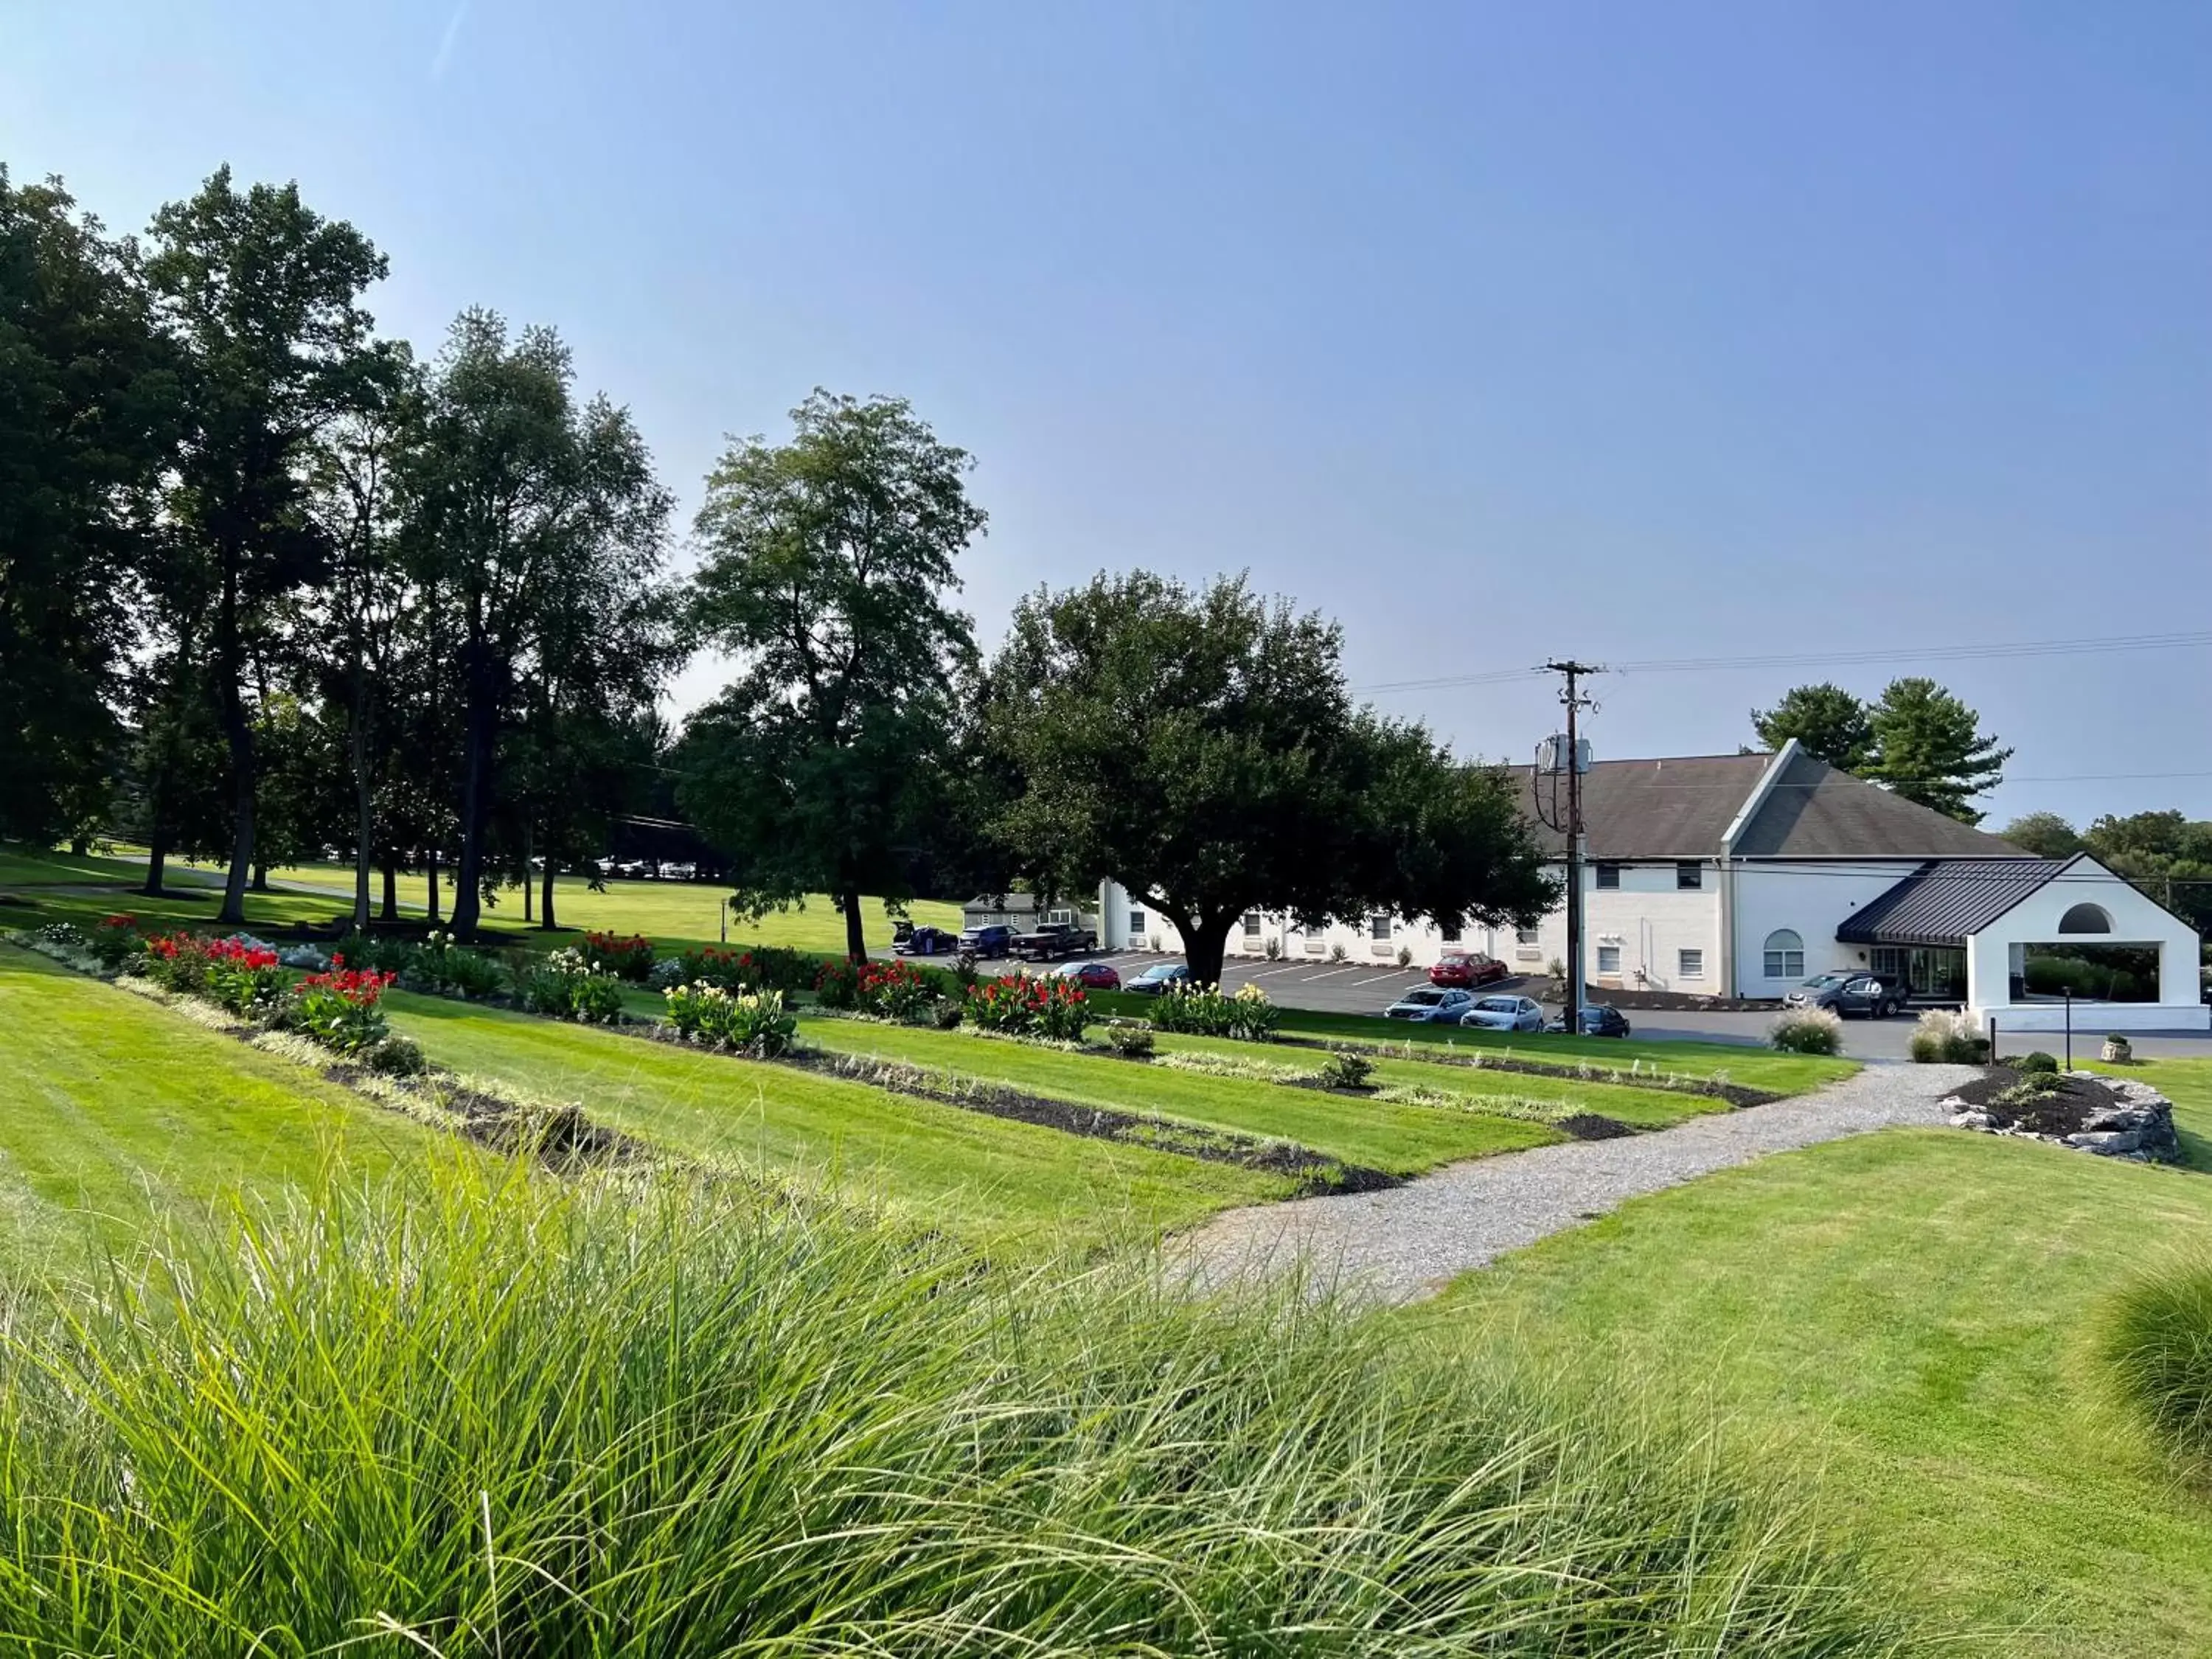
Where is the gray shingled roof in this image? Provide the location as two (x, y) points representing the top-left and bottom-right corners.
(1510, 754), (1770, 858)
(1834, 858), (2069, 946)
(1731, 750), (2026, 859)
(1507, 748), (2028, 861)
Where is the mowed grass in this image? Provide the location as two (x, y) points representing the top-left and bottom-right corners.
(1416, 1127), (2212, 1659)
(0, 945), (434, 1263)
(799, 1020), (1562, 1175)
(1089, 992), (1860, 1094)
(0, 842), (959, 959)
(382, 993), (1293, 1249)
(1142, 1031), (1740, 1130)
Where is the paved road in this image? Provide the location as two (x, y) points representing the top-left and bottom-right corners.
(1180, 1061), (1983, 1304)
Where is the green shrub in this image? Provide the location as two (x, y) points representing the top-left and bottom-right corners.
(411, 935), (507, 1000)
(2103, 1255), (2212, 1467)
(1767, 1008), (1844, 1056)
(288, 966), (396, 1057)
(514, 948), (623, 1024)
(137, 932), (216, 995)
(857, 959), (938, 1022)
(332, 930), (418, 978)
(1150, 982), (1281, 1042)
(581, 931), (655, 981)
(86, 913), (142, 969)
(2015, 1051), (2059, 1075)
(0, 1165), (1919, 1655)
(1318, 1049), (1375, 1090)
(966, 974), (1091, 1042)
(203, 939), (287, 1017)
(930, 995), (964, 1029)
(1907, 1008), (1989, 1065)
(1103, 1019), (1155, 1059)
(364, 1034), (427, 1077)
(813, 957), (862, 1009)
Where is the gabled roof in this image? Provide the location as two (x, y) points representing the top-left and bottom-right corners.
(1834, 858), (2070, 947)
(1507, 747), (2031, 862)
(1730, 749), (2026, 859)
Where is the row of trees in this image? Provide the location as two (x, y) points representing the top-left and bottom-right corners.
(4, 165), (681, 932)
(9, 161), (1560, 981)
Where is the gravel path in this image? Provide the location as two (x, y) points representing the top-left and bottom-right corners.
(1180, 1062), (1980, 1304)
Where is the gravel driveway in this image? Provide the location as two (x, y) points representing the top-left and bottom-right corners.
(1180, 1062), (1981, 1304)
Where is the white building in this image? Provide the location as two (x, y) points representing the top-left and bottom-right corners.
(1091, 740), (2208, 1032)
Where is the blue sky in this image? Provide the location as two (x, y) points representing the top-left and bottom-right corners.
(7, 0), (2208, 827)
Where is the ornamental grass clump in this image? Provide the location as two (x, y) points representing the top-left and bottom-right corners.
(1907, 1007), (1989, 1065)
(2102, 1253), (2212, 1470)
(1767, 1007), (1845, 1056)
(661, 984), (798, 1057)
(0, 1163), (1921, 1656)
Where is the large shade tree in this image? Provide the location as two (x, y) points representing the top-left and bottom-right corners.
(0, 169), (175, 845)
(1750, 682), (1874, 772)
(1862, 676), (2011, 824)
(144, 167), (386, 922)
(981, 571), (1556, 987)
(403, 310), (672, 936)
(677, 392), (985, 961)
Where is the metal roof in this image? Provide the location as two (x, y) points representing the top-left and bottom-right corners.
(1834, 858), (2070, 947)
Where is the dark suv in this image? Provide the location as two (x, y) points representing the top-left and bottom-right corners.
(958, 924), (1013, 959)
(1783, 972), (1900, 1019)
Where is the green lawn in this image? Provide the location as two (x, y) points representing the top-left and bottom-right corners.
(0, 944), (436, 1264)
(1417, 1125), (2212, 1658)
(799, 1019), (1562, 1175)
(382, 992), (1292, 1250)
(0, 842), (959, 960)
(1139, 1032), (1740, 1130)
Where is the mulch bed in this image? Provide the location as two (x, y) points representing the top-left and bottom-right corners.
(1947, 1066), (2126, 1138)
(1556, 1113), (1636, 1141)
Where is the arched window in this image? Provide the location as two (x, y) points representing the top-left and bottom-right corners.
(2058, 902), (2112, 935)
(1763, 928), (1804, 978)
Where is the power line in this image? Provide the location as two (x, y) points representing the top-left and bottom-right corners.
(1354, 630), (2212, 696)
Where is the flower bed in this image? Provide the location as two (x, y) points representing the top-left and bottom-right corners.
(967, 974), (1091, 1042)
(515, 949), (625, 1024)
(661, 984), (798, 1057)
(581, 931), (656, 982)
(1149, 981), (1281, 1042)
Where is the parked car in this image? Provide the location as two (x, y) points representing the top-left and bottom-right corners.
(1126, 962), (1192, 996)
(1459, 995), (1546, 1032)
(1058, 960), (1122, 990)
(895, 925), (958, 957)
(958, 923), (1014, 959)
(1013, 921), (1099, 961)
(664, 860), (697, 881)
(1430, 950), (1509, 989)
(1547, 1003), (1632, 1037)
(1383, 987), (1477, 1023)
(1783, 972), (1900, 1019)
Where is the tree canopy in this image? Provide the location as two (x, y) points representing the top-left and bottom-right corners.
(1751, 675), (2011, 823)
(676, 392), (984, 961)
(980, 571), (1555, 985)
(1750, 683), (1874, 772)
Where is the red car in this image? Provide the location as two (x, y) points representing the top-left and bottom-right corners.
(1060, 961), (1122, 990)
(1429, 950), (1508, 989)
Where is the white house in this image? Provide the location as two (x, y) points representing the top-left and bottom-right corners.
(1091, 740), (2208, 1032)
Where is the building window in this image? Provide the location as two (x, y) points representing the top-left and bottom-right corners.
(2058, 902), (2112, 935)
(1127, 909), (1146, 937)
(1679, 947), (1704, 979)
(1595, 863), (1621, 889)
(1242, 911), (1262, 939)
(1370, 914), (1392, 940)
(1676, 861), (1703, 890)
(1515, 926), (1540, 945)
(1596, 945), (1621, 975)
(1762, 929), (1804, 978)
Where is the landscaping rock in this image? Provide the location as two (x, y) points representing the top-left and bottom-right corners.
(1941, 1070), (2179, 1163)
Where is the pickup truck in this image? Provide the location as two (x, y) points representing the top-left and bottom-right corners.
(1012, 921), (1098, 961)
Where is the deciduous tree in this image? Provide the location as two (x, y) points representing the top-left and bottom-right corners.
(677, 392), (984, 961)
(982, 571), (1554, 987)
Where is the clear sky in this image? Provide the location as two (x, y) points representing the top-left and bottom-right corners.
(7, 0), (2208, 827)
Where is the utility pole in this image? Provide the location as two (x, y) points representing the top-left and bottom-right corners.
(1543, 660), (1603, 1034)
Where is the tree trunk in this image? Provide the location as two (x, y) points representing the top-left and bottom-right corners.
(523, 823), (535, 923)
(426, 848), (441, 925)
(843, 889), (868, 962)
(379, 855), (398, 923)
(214, 577), (255, 928)
(1181, 910), (1237, 989)
(142, 821), (170, 898)
(449, 644), (499, 939)
(251, 861), (269, 893)
(349, 673), (373, 933)
(69, 835), (89, 857)
(540, 858), (557, 931)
